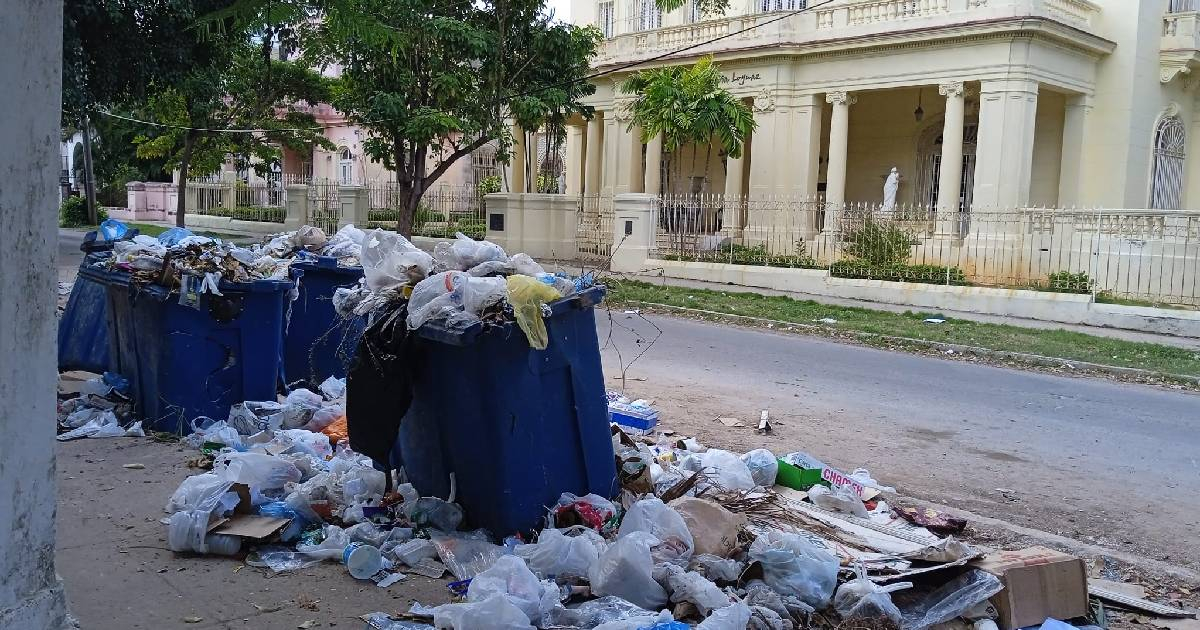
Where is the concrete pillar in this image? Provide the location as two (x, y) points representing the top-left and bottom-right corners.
(1058, 94), (1092, 208)
(936, 81), (966, 235)
(644, 132), (663, 195)
(337, 185), (368, 228)
(824, 91), (855, 230)
(510, 124), (526, 193)
(0, 0), (71, 626)
(723, 148), (746, 236)
(285, 183), (309, 230)
(584, 113), (604, 194)
(626, 124), (645, 194)
(605, 106), (643, 194)
(747, 93), (823, 197)
(611, 193), (658, 272)
(973, 79), (1039, 209)
(565, 124), (585, 196)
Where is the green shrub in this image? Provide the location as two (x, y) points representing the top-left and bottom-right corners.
(1046, 270), (1093, 294)
(842, 218), (915, 266)
(368, 209), (400, 223)
(413, 203), (440, 229)
(477, 175), (502, 196)
(830, 260), (968, 285)
(59, 196), (107, 227)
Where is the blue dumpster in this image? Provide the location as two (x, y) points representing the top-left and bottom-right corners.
(97, 268), (293, 434)
(57, 229), (140, 374)
(394, 285), (617, 536)
(284, 255), (366, 388)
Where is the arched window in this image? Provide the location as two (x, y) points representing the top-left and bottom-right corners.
(1150, 115), (1186, 210)
(338, 147), (354, 185)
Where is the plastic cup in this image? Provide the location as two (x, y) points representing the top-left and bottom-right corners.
(343, 542), (383, 580)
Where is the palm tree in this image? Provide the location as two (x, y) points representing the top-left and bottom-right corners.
(619, 56), (756, 196)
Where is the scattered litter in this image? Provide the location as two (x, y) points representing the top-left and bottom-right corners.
(122, 463), (145, 470)
(816, 317), (838, 324)
(716, 417), (745, 428)
(924, 318), (946, 324)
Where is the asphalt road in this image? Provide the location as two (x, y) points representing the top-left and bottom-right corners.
(597, 310), (1200, 567)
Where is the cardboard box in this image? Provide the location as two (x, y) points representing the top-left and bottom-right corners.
(971, 547), (1089, 630)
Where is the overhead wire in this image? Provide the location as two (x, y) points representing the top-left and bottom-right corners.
(92, 0), (835, 134)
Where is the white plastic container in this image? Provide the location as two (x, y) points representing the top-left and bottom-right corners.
(203, 534), (242, 556)
(342, 542), (383, 580)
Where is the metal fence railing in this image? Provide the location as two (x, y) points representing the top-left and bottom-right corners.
(577, 194), (615, 263)
(186, 180), (288, 223)
(651, 195), (1200, 307)
(307, 180), (341, 235)
(365, 183), (485, 239)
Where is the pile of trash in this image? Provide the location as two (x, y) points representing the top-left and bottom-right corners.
(56, 371), (145, 440)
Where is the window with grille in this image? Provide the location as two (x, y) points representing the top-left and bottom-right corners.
(598, 1), (615, 37)
(685, 0), (701, 23)
(632, 0), (661, 31)
(758, 0), (804, 13)
(1170, 0), (1197, 13)
(1150, 115), (1186, 210)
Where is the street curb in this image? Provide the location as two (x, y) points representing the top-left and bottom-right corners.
(620, 300), (1200, 389)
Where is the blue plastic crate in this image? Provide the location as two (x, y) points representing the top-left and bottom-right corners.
(285, 255), (366, 387)
(394, 285), (617, 536)
(609, 403), (659, 433)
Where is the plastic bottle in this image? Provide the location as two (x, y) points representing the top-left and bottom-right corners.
(343, 542), (383, 580)
(203, 534), (242, 556)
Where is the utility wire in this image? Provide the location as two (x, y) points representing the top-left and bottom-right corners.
(93, 0), (834, 134)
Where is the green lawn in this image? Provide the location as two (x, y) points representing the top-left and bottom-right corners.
(607, 279), (1200, 380)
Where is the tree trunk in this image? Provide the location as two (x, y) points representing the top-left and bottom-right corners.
(176, 130), (197, 228)
(80, 115), (98, 224)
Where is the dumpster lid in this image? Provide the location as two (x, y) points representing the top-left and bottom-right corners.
(413, 285), (605, 347)
(290, 252), (364, 274)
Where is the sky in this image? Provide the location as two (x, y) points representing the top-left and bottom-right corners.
(549, 0), (572, 22)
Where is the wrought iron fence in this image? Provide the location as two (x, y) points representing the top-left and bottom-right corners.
(576, 194), (615, 263)
(307, 180), (341, 235)
(651, 194), (1200, 307)
(365, 182), (485, 239)
(186, 180), (288, 223)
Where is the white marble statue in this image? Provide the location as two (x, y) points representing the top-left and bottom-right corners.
(882, 167), (900, 210)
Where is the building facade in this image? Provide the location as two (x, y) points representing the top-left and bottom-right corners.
(563, 0), (1200, 212)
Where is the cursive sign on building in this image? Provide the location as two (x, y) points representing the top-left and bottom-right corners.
(720, 72), (763, 86)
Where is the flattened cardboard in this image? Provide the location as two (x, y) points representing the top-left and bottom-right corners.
(972, 546), (1088, 630)
(210, 515), (291, 539)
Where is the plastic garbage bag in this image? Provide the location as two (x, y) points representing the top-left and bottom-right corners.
(165, 473), (233, 514)
(390, 538), (438, 567)
(850, 468), (896, 494)
(406, 271), (507, 330)
(55, 409), (123, 441)
(285, 387), (324, 408)
(588, 531), (668, 611)
(899, 569), (1003, 630)
(466, 556), (560, 624)
(434, 232), (507, 271)
(741, 449), (778, 487)
(680, 449), (756, 491)
(319, 376), (347, 400)
(246, 545), (326, 572)
(361, 228), (433, 291)
(690, 554), (746, 583)
(430, 530), (506, 580)
(212, 451), (302, 490)
(98, 218), (130, 241)
(589, 612), (678, 630)
(542, 596), (657, 629)
(294, 523), (352, 561)
(361, 612), (435, 629)
(269, 429), (333, 458)
(322, 224), (366, 259)
(670, 497), (746, 559)
(748, 530), (839, 608)
(515, 526), (607, 579)
(507, 274), (563, 350)
(548, 493), (619, 535)
(808, 484), (869, 518)
(834, 566), (911, 624)
(698, 602), (753, 630)
(618, 498), (694, 566)
(292, 225), (327, 250)
(745, 580), (811, 622)
(158, 227), (194, 246)
(666, 569), (733, 615)
(466, 260), (513, 277)
(431, 594), (534, 630)
(407, 497), (464, 531)
(304, 403), (343, 433)
(509, 253), (545, 276)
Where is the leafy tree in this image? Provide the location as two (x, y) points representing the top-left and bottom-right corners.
(291, 0), (601, 236)
(133, 44), (333, 226)
(620, 57), (756, 194)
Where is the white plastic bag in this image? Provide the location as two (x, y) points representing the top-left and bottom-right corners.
(272, 429), (333, 459)
(593, 611), (676, 630)
(834, 566), (911, 624)
(900, 569), (1003, 630)
(587, 531), (668, 611)
(165, 473), (233, 514)
(808, 484), (869, 518)
(430, 530), (506, 580)
(318, 376), (347, 400)
(681, 449), (755, 491)
(303, 403), (343, 433)
(212, 451), (302, 490)
(666, 569), (733, 615)
(466, 556), (560, 624)
(406, 271), (507, 330)
(617, 498), (694, 566)
(741, 449), (778, 487)
(296, 523), (351, 561)
(515, 526), (607, 579)
(748, 530), (839, 608)
(690, 554), (746, 583)
(698, 602), (753, 630)
(434, 232), (507, 271)
(432, 594), (534, 630)
(508, 253), (546, 277)
(362, 228), (434, 290)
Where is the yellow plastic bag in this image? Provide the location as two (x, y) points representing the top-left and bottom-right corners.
(506, 274), (562, 350)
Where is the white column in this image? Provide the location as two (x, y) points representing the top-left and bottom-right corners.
(644, 132), (663, 195)
(626, 124), (645, 194)
(584, 113), (604, 195)
(824, 91), (856, 229)
(936, 81), (966, 235)
(972, 79), (1039, 209)
(565, 124), (584, 196)
(1057, 94), (1092, 208)
(510, 123), (526, 193)
(723, 147), (746, 236)
(608, 104), (643, 194)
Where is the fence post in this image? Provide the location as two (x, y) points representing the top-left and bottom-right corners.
(285, 184), (308, 230)
(611, 193), (657, 273)
(222, 180), (236, 210)
(338, 185), (368, 229)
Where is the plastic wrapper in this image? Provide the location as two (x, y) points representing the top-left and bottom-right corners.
(389, 538), (438, 567)
(212, 451), (302, 490)
(741, 448), (778, 487)
(680, 449), (755, 491)
(431, 594), (534, 630)
(321, 224), (366, 260)
(304, 403), (343, 433)
(899, 569), (1003, 630)
(618, 498), (694, 566)
(165, 473), (234, 514)
(318, 376), (347, 400)
(406, 271), (507, 330)
(665, 569), (732, 615)
(507, 274), (563, 350)
(587, 531), (668, 611)
(466, 556), (560, 624)
(55, 409), (123, 441)
(509, 253), (545, 276)
(549, 493), (619, 534)
(466, 260), (513, 277)
(808, 484), (869, 518)
(321, 416), (349, 444)
(407, 497), (464, 531)
(542, 596), (658, 629)
(697, 602), (753, 630)
(246, 545), (326, 572)
(430, 530), (506, 580)
(592, 612), (678, 630)
(690, 554), (746, 583)
(748, 530), (839, 608)
(835, 566), (911, 624)
(361, 612), (435, 630)
(434, 232), (507, 271)
(362, 228), (433, 290)
(515, 526), (607, 579)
